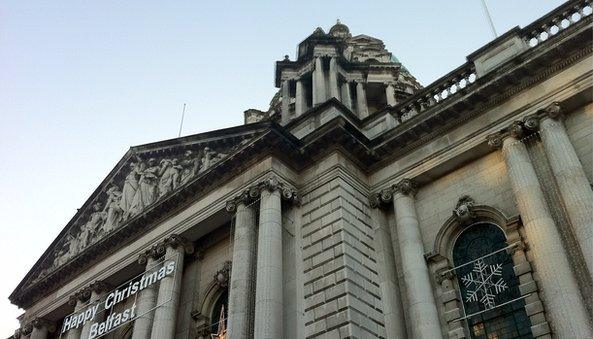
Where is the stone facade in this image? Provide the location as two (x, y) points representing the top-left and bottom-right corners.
(9, 1), (593, 338)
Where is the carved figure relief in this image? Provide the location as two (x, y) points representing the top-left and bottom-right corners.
(42, 143), (232, 277)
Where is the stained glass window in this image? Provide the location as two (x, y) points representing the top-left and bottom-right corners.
(452, 222), (533, 339)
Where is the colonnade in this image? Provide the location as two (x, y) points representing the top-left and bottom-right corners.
(281, 55), (398, 121)
(367, 102), (593, 338)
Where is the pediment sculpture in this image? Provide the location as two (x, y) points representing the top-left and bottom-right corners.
(34, 145), (231, 283)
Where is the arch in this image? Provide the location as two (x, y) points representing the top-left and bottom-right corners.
(433, 204), (518, 261)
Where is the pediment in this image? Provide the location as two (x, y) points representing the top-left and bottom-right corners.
(16, 124), (267, 296)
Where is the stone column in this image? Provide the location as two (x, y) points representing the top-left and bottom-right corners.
(386, 83), (397, 106)
(64, 291), (89, 339)
(488, 125), (592, 338)
(132, 250), (159, 339)
(535, 103), (593, 276)
(226, 196), (257, 339)
(80, 282), (109, 339)
(254, 179), (284, 339)
(392, 179), (442, 339)
(341, 82), (352, 110)
(312, 57), (326, 105)
(281, 80), (291, 124)
(356, 81), (369, 118)
(295, 79), (306, 116)
(151, 235), (193, 339)
(30, 320), (51, 339)
(329, 57), (340, 100)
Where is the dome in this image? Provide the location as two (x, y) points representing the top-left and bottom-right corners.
(329, 20), (351, 38)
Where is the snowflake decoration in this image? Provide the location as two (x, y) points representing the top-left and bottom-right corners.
(461, 259), (508, 309)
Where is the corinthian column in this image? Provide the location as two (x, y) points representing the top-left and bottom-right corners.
(356, 81), (369, 118)
(488, 125), (592, 338)
(226, 194), (257, 339)
(392, 179), (442, 339)
(536, 103), (593, 277)
(254, 178), (284, 339)
(312, 57), (326, 105)
(295, 79), (306, 116)
(151, 235), (193, 339)
(329, 57), (340, 100)
(132, 250), (159, 339)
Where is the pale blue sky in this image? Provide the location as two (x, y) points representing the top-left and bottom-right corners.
(0, 0), (564, 335)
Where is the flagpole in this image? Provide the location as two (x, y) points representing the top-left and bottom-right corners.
(481, 0), (498, 38)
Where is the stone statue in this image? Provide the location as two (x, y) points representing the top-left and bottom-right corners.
(102, 186), (123, 233)
(65, 232), (79, 260)
(79, 202), (104, 250)
(158, 158), (182, 197)
(180, 150), (201, 185)
(129, 158), (160, 216)
(199, 147), (226, 173)
(120, 162), (141, 218)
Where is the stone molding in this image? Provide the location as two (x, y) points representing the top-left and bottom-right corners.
(369, 178), (416, 208)
(225, 175), (300, 212)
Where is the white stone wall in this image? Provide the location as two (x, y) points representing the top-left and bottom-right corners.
(415, 151), (516, 250)
(564, 102), (593, 183)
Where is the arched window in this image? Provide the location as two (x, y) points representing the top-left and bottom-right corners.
(453, 222), (533, 339)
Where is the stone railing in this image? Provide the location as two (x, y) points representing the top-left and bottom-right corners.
(389, 0), (591, 125)
(398, 63), (477, 123)
(522, 0), (592, 48)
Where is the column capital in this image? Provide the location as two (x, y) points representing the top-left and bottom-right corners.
(434, 267), (456, 286)
(32, 317), (56, 332)
(227, 175), (300, 212)
(20, 324), (32, 336)
(370, 178), (416, 208)
(12, 328), (23, 339)
(164, 234), (194, 254)
(76, 286), (92, 303)
(539, 101), (562, 120)
(393, 178), (416, 197)
(486, 120), (534, 149)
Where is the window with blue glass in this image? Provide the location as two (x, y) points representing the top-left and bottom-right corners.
(453, 222), (533, 339)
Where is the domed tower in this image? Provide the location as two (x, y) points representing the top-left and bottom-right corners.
(273, 21), (421, 124)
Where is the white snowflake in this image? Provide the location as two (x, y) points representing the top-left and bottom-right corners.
(461, 259), (508, 309)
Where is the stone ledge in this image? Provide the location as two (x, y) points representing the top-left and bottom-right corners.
(519, 280), (538, 295)
(525, 300), (544, 316)
(531, 322), (551, 337)
(513, 261), (532, 276)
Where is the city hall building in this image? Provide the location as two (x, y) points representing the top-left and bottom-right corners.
(9, 1), (593, 338)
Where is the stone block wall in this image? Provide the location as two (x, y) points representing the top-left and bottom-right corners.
(415, 151), (516, 250)
(300, 173), (386, 338)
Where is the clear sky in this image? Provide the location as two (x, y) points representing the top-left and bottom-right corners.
(0, 0), (564, 335)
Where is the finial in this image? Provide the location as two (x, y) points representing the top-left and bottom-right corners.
(337, 19), (341, 24)
(284, 55), (289, 61)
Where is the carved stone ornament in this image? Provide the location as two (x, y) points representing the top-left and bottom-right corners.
(435, 267), (456, 286)
(542, 101), (562, 120)
(523, 114), (540, 132)
(226, 175), (300, 213)
(486, 132), (504, 149)
(453, 195), (476, 225)
(213, 261), (232, 288)
(394, 178), (416, 196)
(508, 121), (525, 139)
(30, 141), (240, 285)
